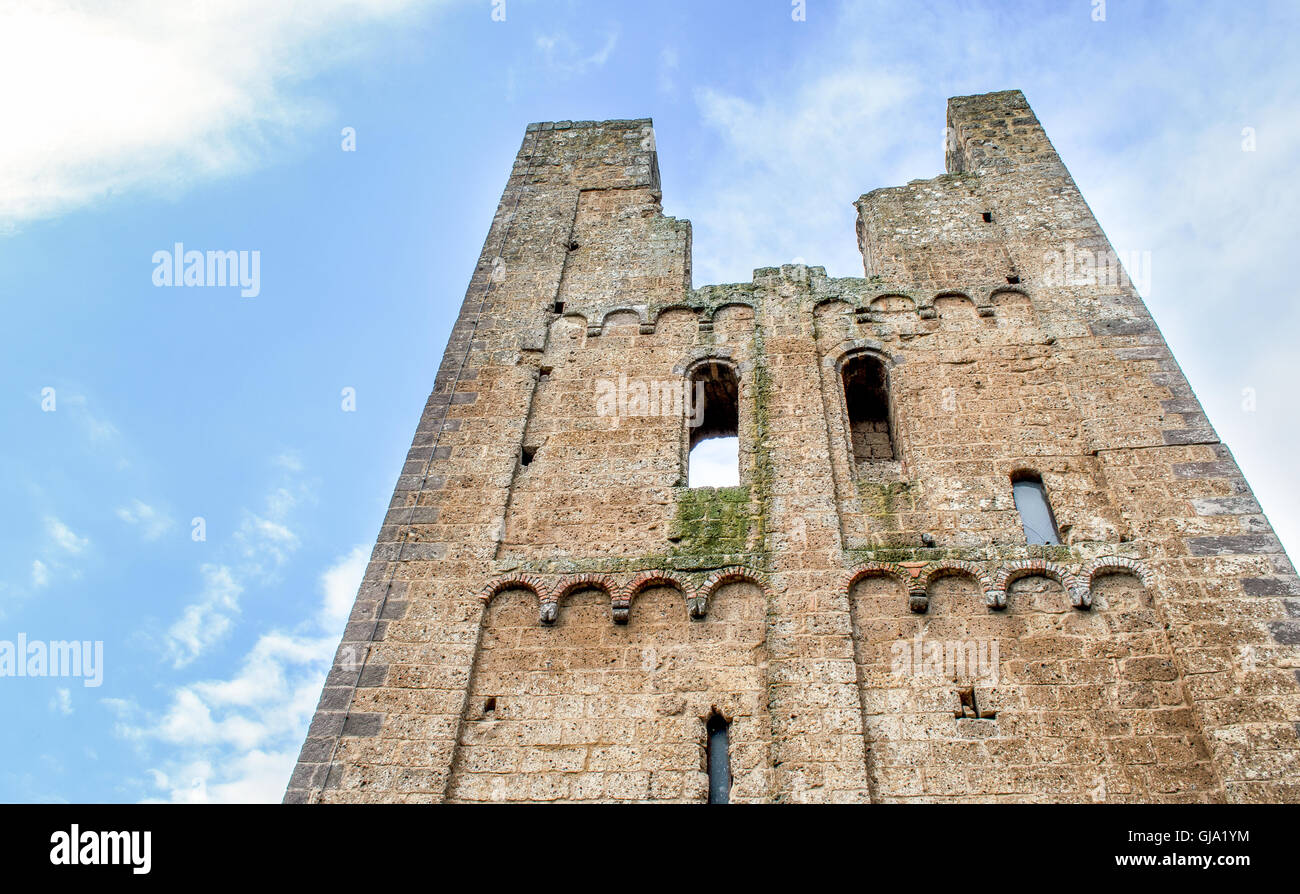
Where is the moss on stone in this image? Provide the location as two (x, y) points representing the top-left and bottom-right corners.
(669, 485), (755, 557)
(856, 480), (916, 524)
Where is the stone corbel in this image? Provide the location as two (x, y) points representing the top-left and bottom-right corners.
(611, 595), (631, 624)
(539, 598), (559, 626)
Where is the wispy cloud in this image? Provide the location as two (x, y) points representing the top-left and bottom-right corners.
(31, 560), (50, 590)
(535, 29), (620, 75)
(658, 46), (679, 94)
(116, 545), (367, 802)
(161, 457), (312, 666)
(45, 517), (89, 554)
(49, 688), (73, 716)
(689, 69), (923, 284)
(0, 0), (448, 229)
(47, 391), (121, 449)
(234, 487), (305, 581)
(116, 499), (174, 542)
(164, 564), (243, 668)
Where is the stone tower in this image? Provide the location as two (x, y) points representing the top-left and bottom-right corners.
(286, 90), (1300, 803)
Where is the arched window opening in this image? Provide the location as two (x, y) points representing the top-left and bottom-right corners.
(688, 362), (739, 488)
(705, 713), (731, 804)
(1012, 472), (1060, 545)
(842, 354), (894, 470)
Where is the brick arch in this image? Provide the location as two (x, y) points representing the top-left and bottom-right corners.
(477, 574), (552, 603)
(1081, 557), (1153, 601)
(843, 561), (909, 590)
(554, 573), (623, 624)
(695, 566), (769, 617)
(843, 562), (925, 612)
(554, 573), (617, 599)
(922, 561), (992, 607)
(476, 574), (556, 624)
(620, 571), (697, 618)
(989, 559), (1086, 610)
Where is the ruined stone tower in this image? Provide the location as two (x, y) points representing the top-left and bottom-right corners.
(286, 90), (1300, 803)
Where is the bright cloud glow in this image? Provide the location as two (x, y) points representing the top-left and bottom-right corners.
(0, 0), (445, 228)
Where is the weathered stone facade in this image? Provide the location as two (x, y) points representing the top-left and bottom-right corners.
(286, 90), (1300, 803)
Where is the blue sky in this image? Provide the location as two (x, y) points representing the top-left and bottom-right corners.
(1, 0), (1297, 802)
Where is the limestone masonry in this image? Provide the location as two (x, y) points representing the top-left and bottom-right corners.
(287, 90), (1300, 803)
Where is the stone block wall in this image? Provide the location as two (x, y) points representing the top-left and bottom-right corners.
(285, 93), (1300, 804)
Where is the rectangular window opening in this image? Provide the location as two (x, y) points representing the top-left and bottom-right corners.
(706, 714), (731, 804)
(842, 354), (895, 472)
(688, 362), (740, 488)
(1012, 473), (1061, 545)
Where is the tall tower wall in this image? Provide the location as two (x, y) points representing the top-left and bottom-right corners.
(285, 93), (1300, 804)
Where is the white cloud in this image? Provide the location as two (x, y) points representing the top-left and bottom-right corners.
(319, 544), (369, 630)
(273, 451), (304, 474)
(31, 560), (50, 589)
(535, 29), (620, 75)
(121, 545), (368, 802)
(116, 499), (174, 541)
(688, 437), (740, 488)
(164, 564), (243, 668)
(46, 517), (89, 554)
(235, 507), (301, 581)
(50, 688), (73, 716)
(659, 46), (679, 94)
(0, 0), (447, 229)
(689, 69), (924, 285)
(161, 465), (311, 665)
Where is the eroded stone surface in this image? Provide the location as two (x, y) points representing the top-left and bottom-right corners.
(286, 94), (1300, 804)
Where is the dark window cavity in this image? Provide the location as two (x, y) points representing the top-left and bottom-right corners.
(705, 713), (731, 804)
(688, 361), (740, 487)
(1012, 472), (1061, 545)
(842, 354), (894, 470)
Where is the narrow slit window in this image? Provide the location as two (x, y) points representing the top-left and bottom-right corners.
(1012, 472), (1061, 545)
(842, 354), (894, 471)
(687, 361), (739, 487)
(705, 713), (731, 804)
